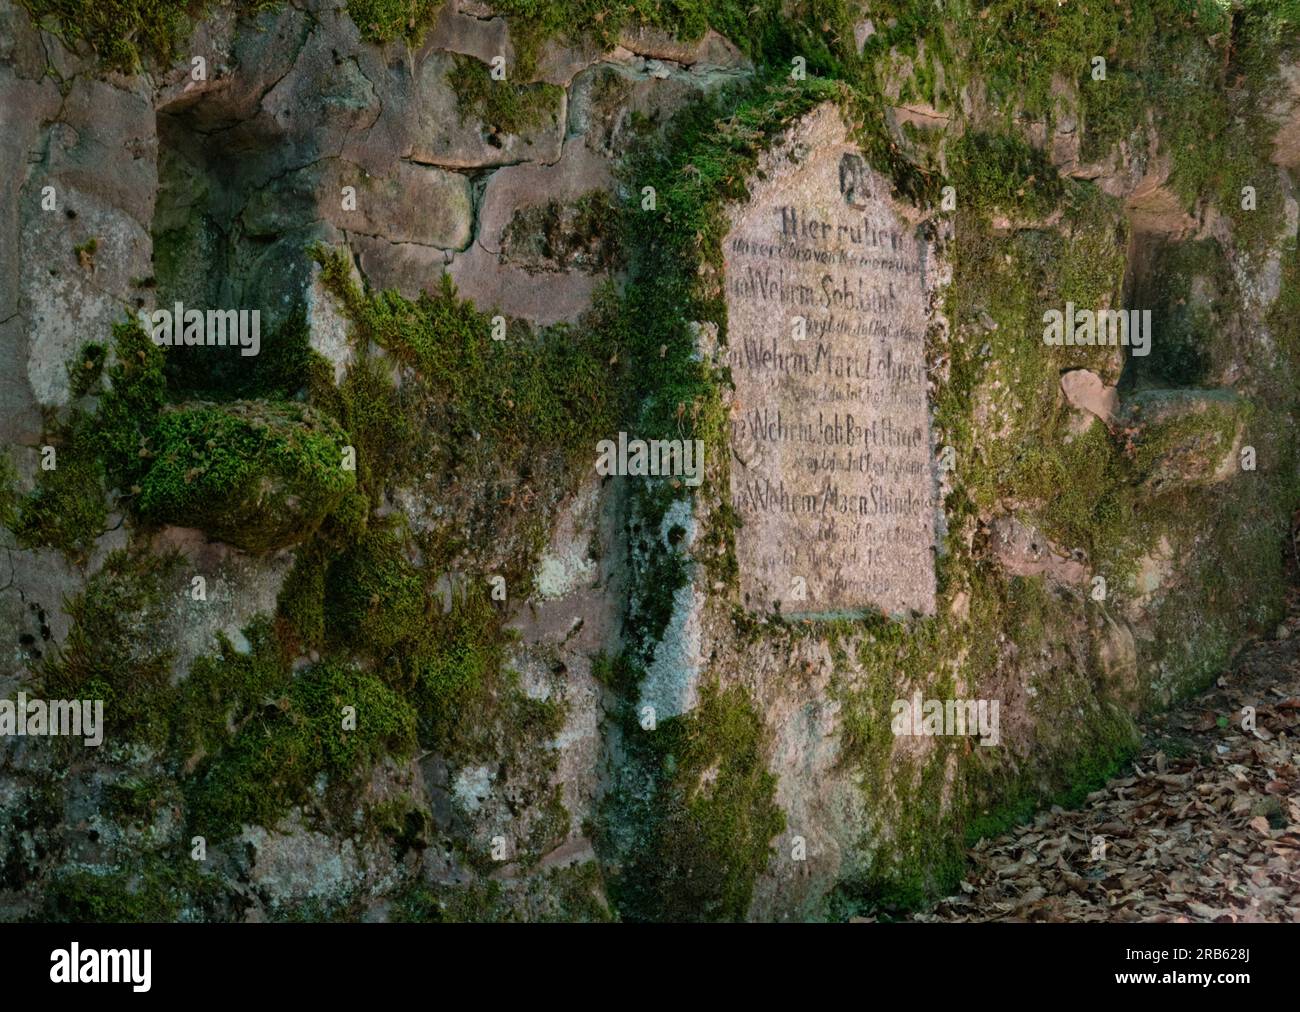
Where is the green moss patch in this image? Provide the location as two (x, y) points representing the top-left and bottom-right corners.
(346, 0), (441, 45)
(37, 860), (223, 923)
(13, 320), (170, 559)
(600, 680), (785, 922)
(1124, 390), (1247, 490)
(447, 55), (564, 135)
(324, 521), (426, 659)
(38, 547), (180, 750)
(136, 400), (355, 552)
(314, 250), (618, 467)
(14, 431), (108, 561)
(18, 0), (266, 73)
(184, 655), (417, 840)
(483, 0), (817, 80)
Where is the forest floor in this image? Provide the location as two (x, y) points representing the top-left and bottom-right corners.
(913, 535), (1300, 923)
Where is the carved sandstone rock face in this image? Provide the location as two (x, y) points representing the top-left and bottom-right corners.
(724, 104), (939, 618)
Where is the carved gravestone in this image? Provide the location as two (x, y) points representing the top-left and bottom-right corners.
(725, 104), (939, 617)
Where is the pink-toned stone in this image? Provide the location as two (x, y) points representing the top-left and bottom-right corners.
(724, 103), (939, 618)
(1060, 368), (1119, 424)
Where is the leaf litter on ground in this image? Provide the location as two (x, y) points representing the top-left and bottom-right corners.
(908, 583), (1300, 924)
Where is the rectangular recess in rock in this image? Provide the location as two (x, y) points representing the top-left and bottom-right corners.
(724, 104), (939, 618)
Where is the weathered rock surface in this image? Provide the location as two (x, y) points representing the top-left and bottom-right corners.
(1060, 368), (1119, 426)
(3, 0), (1300, 927)
(724, 104), (940, 617)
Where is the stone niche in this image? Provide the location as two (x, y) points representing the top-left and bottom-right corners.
(724, 103), (939, 618)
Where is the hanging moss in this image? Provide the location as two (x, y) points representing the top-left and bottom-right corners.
(447, 55), (565, 135)
(172, 618), (292, 764)
(276, 541), (331, 652)
(406, 589), (504, 750)
(0, 453), (18, 531)
(317, 250), (616, 449)
(13, 318), (169, 560)
(38, 547), (180, 750)
(484, 0), (804, 78)
(13, 427), (108, 561)
(333, 354), (419, 508)
(67, 342), (107, 400)
(94, 318), (170, 490)
(324, 520), (426, 659)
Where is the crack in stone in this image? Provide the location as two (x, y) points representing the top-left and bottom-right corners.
(337, 55), (384, 160)
(342, 226), (463, 253)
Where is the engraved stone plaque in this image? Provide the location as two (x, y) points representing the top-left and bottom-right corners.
(724, 104), (938, 617)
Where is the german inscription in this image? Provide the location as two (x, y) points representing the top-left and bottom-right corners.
(725, 105), (938, 616)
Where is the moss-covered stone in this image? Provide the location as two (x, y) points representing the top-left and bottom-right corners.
(67, 342), (107, 400)
(14, 0), (1300, 925)
(1123, 389), (1248, 490)
(185, 656), (417, 840)
(599, 680), (785, 922)
(38, 547), (180, 750)
(346, 0), (441, 46)
(136, 400), (356, 552)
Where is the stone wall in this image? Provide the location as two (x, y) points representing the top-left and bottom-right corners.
(1, 0), (1298, 921)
